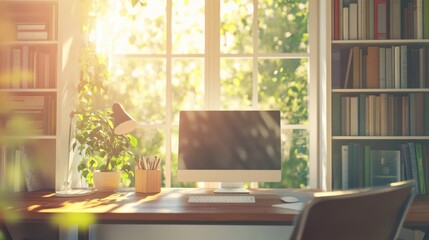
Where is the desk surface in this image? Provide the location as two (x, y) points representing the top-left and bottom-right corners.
(2, 188), (429, 227)
(0, 188), (314, 226)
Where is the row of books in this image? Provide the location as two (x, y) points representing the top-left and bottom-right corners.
(333, 93), (429, 136)
(333, 0), (429, 40)
(332, 45), (429, 89)
(0, 45), (57, 89)
(339, 142), (429, 195)
(0, 94), (56, 136)
(0, 145), (43, 192)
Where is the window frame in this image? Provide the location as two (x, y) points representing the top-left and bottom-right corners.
(94, 0), (320, 188)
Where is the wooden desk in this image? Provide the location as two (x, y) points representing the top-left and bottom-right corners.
(0, 188), (312, 240)
(2, 188), (429, 240)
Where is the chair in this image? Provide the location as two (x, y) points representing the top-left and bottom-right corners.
(290, 180), (416, 240)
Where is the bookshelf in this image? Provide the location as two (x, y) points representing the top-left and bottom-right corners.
(326, 0), (429, 194)
(0, 0), (58, 192)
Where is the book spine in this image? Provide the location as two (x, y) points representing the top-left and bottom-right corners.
(425, 93), (429, 136)
(359, 93), (367, 136)
(408, 142), (421, 194)
(343, 7), (350, 40)
(364, 145), (371, 187)
(16, 31), (48, 41)
(342, 145), (349, 190)
(416, 0), (423, 39)
(424, 0), (429, 39)
(349, 3), (358, 40)
(400, 45), (408, 88)
(416, 143), (426, 194)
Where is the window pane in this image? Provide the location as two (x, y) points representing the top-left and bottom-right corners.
(259, 129), (309, 188)
(172, 59), (205, 122)
(220, 58), (253, 109)
(96, 0), (166, 54)
(258, 58), (308, 125)
(171, 127), (197, 187)
(108, 58), (166, 125)
(172, 0), (205, 54)
(258, 0), (308, 53)
(220, 0), (253, 54)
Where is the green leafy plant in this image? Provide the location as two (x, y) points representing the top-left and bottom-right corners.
(75, 109), (137, 187)
(74, 43), (137, 187)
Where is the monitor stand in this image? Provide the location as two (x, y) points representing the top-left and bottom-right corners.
(214, 182), (249, 194)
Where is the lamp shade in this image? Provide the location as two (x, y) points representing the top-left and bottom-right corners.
(112, 103), (137, 135)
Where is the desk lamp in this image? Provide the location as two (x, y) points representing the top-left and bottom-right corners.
(55, 103), (137, 197)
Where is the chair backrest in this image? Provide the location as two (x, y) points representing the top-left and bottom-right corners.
(290, 180), (416, 240)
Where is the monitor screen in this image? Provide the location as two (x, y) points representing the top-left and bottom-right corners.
(178, 110), (281, 192)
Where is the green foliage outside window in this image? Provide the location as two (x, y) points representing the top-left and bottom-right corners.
(80, 0), (310, 188)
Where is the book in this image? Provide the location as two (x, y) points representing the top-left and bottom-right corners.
(394, 46), (401, 88)
(343, 7), (349, 40)
(414, 93), (424, 136)
(342, 145), (349, 190)
(370, 150), (401, 187)
(352, 46), (360, 88)
(390, 0), (402, 39)
(344, 48), (353, 88)
(11, 48), (21, 89)
(348, 143), (361, 189)
(13, 147), (21, 192)
(332, 94), (342, 136)
(16, 31), (48, 41)
(375, 0), (387, 39)
(415, 143), (426, 194)
(379, 93), (388, 136)
(424, 0), (429, 39)
(16, 23), (46, 31)
(341, 96), (350, 136)
(368, 0), (376, 40)
(20, 146), (43, 192)
(349, 3), (358, 40)
(374, 95), (381, 136)
(400, 45), (408, 88)
(416, 0), (423, 39)
(366, 46), (379, 88)
(408, 142), (420, 193)
(358, 93), (366, 136)
(409, 93), (416, 136)
(385, 48), (392, 88)
(349, 96), (359, 136)
(364, 145), (371, 187)
(332, 48), (341, 88)
(0, 145), (6, 191)
(401, 143), (412, 180)
(425, 93), (429, 136)
(379, 47), (386, 88)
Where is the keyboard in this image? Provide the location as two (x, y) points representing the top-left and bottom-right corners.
(188, 195), (256, 203)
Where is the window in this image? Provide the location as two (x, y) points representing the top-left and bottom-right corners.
(91, 0), (317, 188)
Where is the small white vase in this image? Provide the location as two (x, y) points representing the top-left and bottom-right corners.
(93, 171), (121, 192)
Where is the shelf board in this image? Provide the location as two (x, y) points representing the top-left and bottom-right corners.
(0, 40), (58, 46)
(333, 136), (429, 140)
(332, 39), (429, 45)
(0, 135), (56, 140)
(0, 89), (57, 93)
(332, 88), (429, 93)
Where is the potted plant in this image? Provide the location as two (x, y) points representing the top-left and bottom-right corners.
(74, 43), (137, 191)
(74, 107), (137, 191)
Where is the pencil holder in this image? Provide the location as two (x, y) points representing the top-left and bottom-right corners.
(135, 169), (161, 193)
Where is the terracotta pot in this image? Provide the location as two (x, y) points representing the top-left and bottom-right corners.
(93, 171), (121, 192)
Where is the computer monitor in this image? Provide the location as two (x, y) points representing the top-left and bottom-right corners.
(178, 110), (281, 193)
